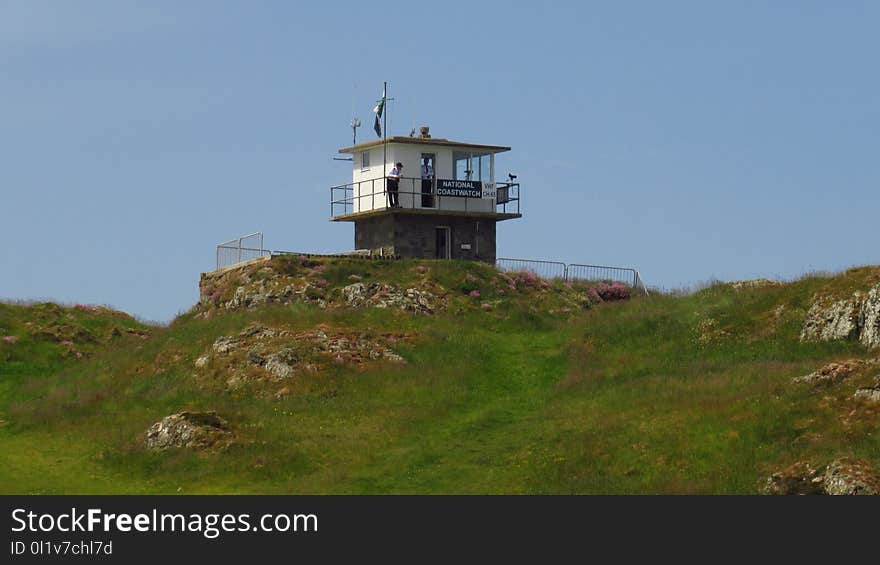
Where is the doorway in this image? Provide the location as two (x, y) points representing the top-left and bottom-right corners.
(420, 153), (435, 208)
(435, 227), (450, 259)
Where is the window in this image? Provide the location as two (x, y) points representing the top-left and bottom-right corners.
(453, 152), (493, 181)
(453, 152), (472, 180)
(361, 151), (370, 171)
(478, 154), (492, 181)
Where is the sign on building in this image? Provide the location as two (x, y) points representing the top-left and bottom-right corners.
(436, 179), (496, 199)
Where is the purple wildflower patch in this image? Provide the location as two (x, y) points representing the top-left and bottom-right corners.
(592, 282), (631, 302)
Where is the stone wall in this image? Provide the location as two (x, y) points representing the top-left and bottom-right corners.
(354, 215), (395, 254)
(354, 213), (497, 263)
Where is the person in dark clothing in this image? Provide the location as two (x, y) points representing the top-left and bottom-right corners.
(387, 162), (402, 208)
(420, 157), (434, 208)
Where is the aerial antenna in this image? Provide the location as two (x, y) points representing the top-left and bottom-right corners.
(332, 83), (359, 161)
(350, 81), (361, 145)
(351, 117), (361, 145)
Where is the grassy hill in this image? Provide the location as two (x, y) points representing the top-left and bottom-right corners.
(2, 257), (879, 494)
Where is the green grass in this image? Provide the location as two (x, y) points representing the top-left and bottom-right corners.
(2, 263), (879, 494)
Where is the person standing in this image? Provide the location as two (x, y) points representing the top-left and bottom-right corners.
(420, 156), (434, 208)
(387, 162), (402, 208)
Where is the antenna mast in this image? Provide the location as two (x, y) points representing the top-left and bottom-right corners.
(350, 118), (361, 145)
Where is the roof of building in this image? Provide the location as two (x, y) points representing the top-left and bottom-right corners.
(338, 136), (511, 154)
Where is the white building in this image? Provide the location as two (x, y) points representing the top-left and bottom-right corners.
(330, 127), (521, 262)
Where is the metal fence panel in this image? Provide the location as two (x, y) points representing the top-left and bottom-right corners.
(496, 258), (567, 280)
(216, 232), (268, 270)
(496, 258), (650, 296)
(216, 246), (269, 270)
(633, 271), (648, 295)
(211, 242), (650, 297)
(566, 264), (637, 287)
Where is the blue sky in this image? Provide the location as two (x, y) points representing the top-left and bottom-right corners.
(2, 1), (878, 322)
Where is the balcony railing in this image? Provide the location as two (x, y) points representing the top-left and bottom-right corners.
(330, 176), (520, 219)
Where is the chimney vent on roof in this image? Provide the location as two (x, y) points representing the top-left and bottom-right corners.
(419, 126), (431, 139)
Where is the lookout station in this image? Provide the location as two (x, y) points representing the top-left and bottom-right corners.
(329, 126), (521, 263)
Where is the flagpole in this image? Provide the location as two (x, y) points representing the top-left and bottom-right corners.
(383, 81), (387, 186)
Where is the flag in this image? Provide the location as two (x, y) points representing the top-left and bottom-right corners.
(372, 87), (386, 137)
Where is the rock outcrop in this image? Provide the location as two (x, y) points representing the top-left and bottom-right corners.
(861, 285), (880, 349)
(762, 462), (825, 495)
(195, 323), (406, 390)
(853, 375), (880, 402)
(341, 282), (437, 314)
(199, 262), (329, 311)
(801, 283), (880, 349)
(822, 460), (880, 495)
(144, 411), (232, 451)
(801, 296), (862, 342)
(264, 348), (300, 379)
(729, 279), (781, 291)
(792, 358), (879, 386)
(196, 254), (635, 321)
(695, 317), (730, 345)
(199, 259), (444, 315)
(762, 459), (880, 495)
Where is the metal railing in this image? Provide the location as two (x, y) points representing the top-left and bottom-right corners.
(330, 176), (520, 218)
(212, 235), (647, 296)
(214, 240), (395, 271)
(216, 232), (269, 270)
(495, 258), (567, 280)
(497, 258), (649, 296)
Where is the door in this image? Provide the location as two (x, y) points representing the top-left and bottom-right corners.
(435, 227), (450, 259)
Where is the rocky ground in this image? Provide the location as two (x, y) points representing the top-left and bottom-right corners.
(771, 346), (880, 494)
(0, 301), (150, 359)
(341, 281), (438, 314)
(195, 255), (633, 321)
(800, 282), (880, 348)
(792, 358), (880, 386)
(144, 411), (233, 451)
(193, 322), (407, 393)
(10, 259), (880, 494)
(728, 278), (783, 291)
(194, 260), (880, 492)
(198, 257), (445, 315)
(763, 459), (880, 495)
